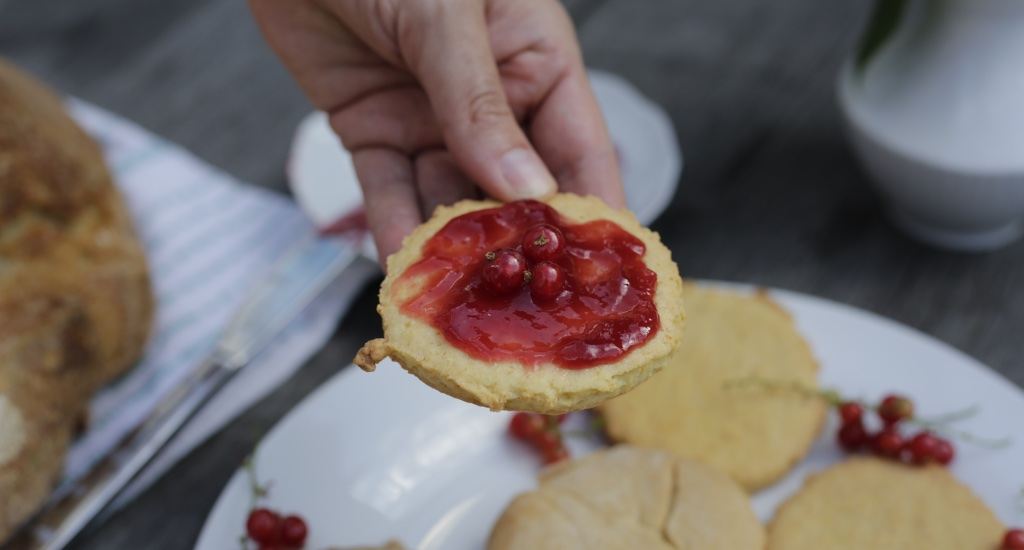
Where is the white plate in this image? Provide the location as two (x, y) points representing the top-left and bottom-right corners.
(196, 284), (1024, 549)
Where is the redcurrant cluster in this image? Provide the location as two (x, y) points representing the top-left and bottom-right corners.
(240, 457), (309, 549)
(245, 507), (308, 549)
(482, 223), (567, 301)
(1004, 528), (1024, 550)
(836, 394), (955, 466)
(508, 412), (570, 464)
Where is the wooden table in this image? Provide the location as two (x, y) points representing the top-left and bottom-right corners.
(3, 0), (1022, 547)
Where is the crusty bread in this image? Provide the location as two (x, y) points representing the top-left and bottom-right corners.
(355, 194), (686, 414)
(600, 284), (826, 490)
(487, 446), (765, 550)
(0, 59), (153, 541)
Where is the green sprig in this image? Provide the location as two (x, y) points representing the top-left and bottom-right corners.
(243, 454), (272, 509)
(724, 377), (1012, 449)
(561, 413), (607, 439)
(856, 0), (910, 73)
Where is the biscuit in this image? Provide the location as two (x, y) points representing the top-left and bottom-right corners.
(600, 284), (825, 490)
(488, 446), (764, 550)
(767, 457), (1005, 550)
(356, 194), (685, 414)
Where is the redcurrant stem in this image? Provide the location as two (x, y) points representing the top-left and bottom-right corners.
(928, 427), (1010, 449)
(560, 413), (606, 440)
(243, 454), (271, 510)
(918, 404), (979, 425)
(723, 377), (843, 404)
(560, 429), (590, 438)
(724, 377), (1012, 449)
(905, 405), (1009, 448)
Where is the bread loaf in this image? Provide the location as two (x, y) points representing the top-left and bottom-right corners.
(0, 59), (153, 541)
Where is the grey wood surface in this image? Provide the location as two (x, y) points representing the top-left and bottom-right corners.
(2, 0), (1022, 548)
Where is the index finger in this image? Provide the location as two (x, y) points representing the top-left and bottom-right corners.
(351, 147), (421, 266)
(528, 66), (626, 209)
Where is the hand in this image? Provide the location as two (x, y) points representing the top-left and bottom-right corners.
(250, 0), (625, 261)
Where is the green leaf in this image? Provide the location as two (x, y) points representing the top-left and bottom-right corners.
(856, 0), (909, 74)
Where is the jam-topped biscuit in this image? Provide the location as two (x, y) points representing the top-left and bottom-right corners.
(355, 194), (685, 413)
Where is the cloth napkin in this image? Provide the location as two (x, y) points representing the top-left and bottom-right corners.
(62, 99), (379, 501)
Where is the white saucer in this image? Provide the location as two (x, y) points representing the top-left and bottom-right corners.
(287, 69), (682, 263)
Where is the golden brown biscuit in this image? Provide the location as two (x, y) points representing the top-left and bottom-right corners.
(600, 284), (825, 490)
(355, 194), (685, 414)
(488, 446), (764, 550)
(767, 458), (1005, 550)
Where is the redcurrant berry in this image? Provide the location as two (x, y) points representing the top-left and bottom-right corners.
(878, 394), (914, 425)
(509, 412), (544, 440)
(532, 430), (562, 453)
(522, 224), (565, 262)
(933, 437), (955, 466)
(482, 249), (528, 294)
(905, 431), (939, 465)
(280, 515), (308, 547)
(246, 508), (281, 545)
(1004, 529), (1024, 550)
(871, 427), (904, 459)
(837, 421), (868, 452)
(541, 443), (570, 465)
(838, 402), (863, 424)
(529, 261), (565, 301)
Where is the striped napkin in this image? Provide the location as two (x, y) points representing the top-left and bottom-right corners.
(63, 99), (378, 500)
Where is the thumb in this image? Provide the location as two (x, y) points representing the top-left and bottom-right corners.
(402, 1), (556, 201)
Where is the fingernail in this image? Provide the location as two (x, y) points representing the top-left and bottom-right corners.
(499, 149), (557, 199)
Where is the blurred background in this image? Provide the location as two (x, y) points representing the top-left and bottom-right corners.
(2, 0), (1022, 547)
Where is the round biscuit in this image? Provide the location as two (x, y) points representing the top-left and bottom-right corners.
(356, 194), (686, 414)
(488, 446), (764, 550)
(600, 284), (826, 490)
(767, 457), (1004, 550)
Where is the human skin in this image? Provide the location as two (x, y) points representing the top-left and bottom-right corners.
(250, 0), (625, 262)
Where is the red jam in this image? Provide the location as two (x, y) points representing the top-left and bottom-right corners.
(397, 200), (659, 369)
